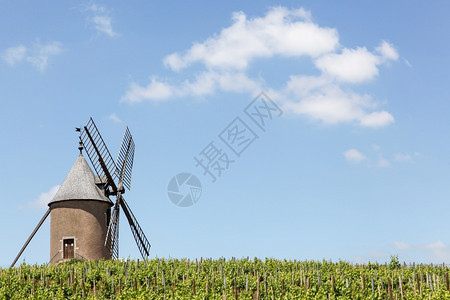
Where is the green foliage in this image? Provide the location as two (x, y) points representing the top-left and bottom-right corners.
(388, 255), (401, 270)
(1, 258), (449, 299)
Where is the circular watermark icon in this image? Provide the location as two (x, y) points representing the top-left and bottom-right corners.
(167, 173), (202, 207)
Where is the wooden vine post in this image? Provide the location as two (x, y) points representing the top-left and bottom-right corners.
(331, 275), (335, 293)
(446, 273), (449, 291)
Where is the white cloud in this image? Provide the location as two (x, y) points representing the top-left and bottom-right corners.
(359, 111), (394, 127)
(25, 185), (60, 209)
(422, 241), (450, 261)
(121, 71), (262, 103)
(377, 157), (390, 168)
(376, 41), (399, 61)
(315, 47), (380, 83)
(280, 45), (396, 127)
(3, 41), (62, 72)
(344, 146), (421, 167)
(283, 84), (382, 125)
(180, 71), (219, 96)
(286, 88), (365, 124)
(393, 241), (412, 250)
(26, 41), (63, 72)
(393, 152), (423, 163)
(283, 75), (330, 98)
(369, 250), (389, 260)
(403, 58), (412, 68)
(279, 76), (394, 127)
(87, 3), (105, 13)
(343, 149), (366, 163)
(394, 240), (450, 262)
(122, 79), (174, 103)
(315, 41), (398, 83)
(180, 71), (261, 96)
(210, 71), (261, 93)
(91, 15), (117, 37)
(372, 144), (381, 151)
(394, 153), (412, 162)
(122, 7), (398, 128)
(108, 113), (122, 123)
(86, 4), (118, 37)
(2, 45), (27, 65)
(164, 7), (338, 71)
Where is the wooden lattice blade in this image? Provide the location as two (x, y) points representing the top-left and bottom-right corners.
(120, 196), (151, 258)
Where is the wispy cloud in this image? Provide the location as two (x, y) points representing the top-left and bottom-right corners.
(393, 153), (411, 162)
(393, 152), (422, 163)
(343, 149), (367, 163)
(2, 41), (63, 72)
(422, 241), (450, 262)
(23, 185), (60, 209)
(343, 146), (422, 168)
(91, 15), (116, 37)
(393, 241), (412, 250)
(27, 41), (63, 72)
(403, 58), (412, 68)
(86, 4), (118, 37)
(376, 157), (390, 168)
(122, 6), (398, 128)
(394, 240), (450, 262)
(2, 45), (27, 65)
(107, 113), (123, 123)
(87, 3), (105, 13)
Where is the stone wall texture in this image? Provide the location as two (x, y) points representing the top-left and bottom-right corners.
(50, 200), (111, 263)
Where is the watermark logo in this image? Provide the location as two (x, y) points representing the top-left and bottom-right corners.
(219, 117), (258, 157)
(194, 141), (235, 183)
(245, 93), (283, 131)
(167, 173), (202, 207)
(168, 91), (282, 207)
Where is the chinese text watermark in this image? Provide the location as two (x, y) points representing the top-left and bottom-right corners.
(168, 91), (282, 207)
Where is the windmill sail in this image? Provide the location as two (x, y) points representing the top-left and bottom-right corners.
(116, 127), (135, 191)
(105, 197), (120, 258)
(80, 117), (151, 260)
(120, 196), (151, 258)
(80, 118), (118, 192)
(106, 126), (137, 258)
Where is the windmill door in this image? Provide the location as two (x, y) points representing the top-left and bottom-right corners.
(63, 239), (74, 259)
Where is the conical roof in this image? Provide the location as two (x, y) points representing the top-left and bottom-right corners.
(49, 154), (112, 205)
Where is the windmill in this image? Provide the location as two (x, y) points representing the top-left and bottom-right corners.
(11, 118), (151, 267)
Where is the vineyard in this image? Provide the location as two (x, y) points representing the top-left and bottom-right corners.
(1, 257), (450, 299)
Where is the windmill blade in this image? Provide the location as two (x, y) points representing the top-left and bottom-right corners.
(110, 209), (119, 258)
(80, 117), (118, 192)
(105, 199), (120, 258)
(119, 196), (151, 258)
(11, 208), (50, 267)
(116, 127), (135, 191)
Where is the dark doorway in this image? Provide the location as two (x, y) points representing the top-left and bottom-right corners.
(63, 238), (74, 259)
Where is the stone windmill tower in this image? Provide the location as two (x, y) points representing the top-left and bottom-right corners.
(48, 151), (113, 262)
(11, 118), (151, 266)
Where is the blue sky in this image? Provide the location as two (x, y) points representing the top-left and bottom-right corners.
(1, 0), (450, 267)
